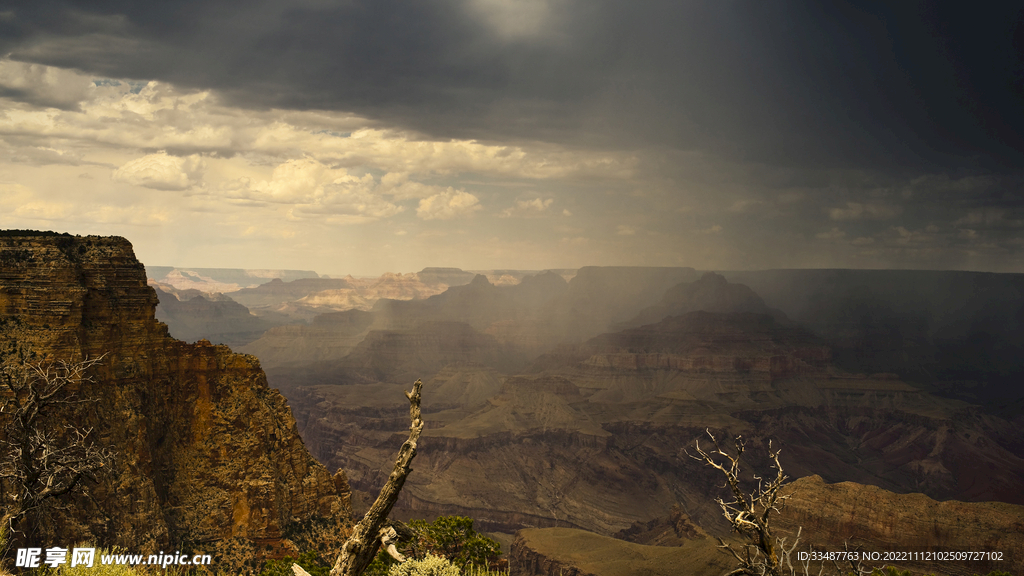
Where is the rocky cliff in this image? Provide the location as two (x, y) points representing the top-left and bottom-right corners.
(776, 475), (1024, 576)
(0, 233), (349, 552)
(597, 475), (1023, 576)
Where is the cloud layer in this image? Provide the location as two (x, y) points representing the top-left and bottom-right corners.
(0, 2), (1022, 274)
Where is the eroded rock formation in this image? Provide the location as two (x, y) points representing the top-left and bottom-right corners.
(0, 233), (348, 552)
(775, 475), (1024, 575)
(600, 475), (1024, 576)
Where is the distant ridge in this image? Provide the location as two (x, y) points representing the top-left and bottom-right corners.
(147, 266), (321, 292)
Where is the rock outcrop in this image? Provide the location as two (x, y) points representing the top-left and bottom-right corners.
(0, 233), (349, 552)
(610, 475), (1024, 576)
(267, 321), (528, 389)
(581, 311), (830, 381)
(239, 310), (376, 369)
(776, 475), (1024, 575)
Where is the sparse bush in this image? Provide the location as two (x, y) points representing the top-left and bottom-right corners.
(408, 516), (500, 571)
(363, 516), (501, 576)
(387, 554), (460, 576)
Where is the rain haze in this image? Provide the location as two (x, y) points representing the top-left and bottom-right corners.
(1, 1), (1023, 275)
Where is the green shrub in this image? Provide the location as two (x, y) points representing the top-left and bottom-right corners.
(408, 517), (500, 571)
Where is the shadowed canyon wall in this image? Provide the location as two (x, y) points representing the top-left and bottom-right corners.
(0, 233), (349, 551)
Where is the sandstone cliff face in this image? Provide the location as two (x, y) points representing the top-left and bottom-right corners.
(612, 475), (1024, 576)
(776, 475), (1024, 575)
(0, 234), (348, 551)
(611, 504), (707, 546)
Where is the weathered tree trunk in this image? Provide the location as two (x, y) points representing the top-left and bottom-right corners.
(294, 379), (423, 576)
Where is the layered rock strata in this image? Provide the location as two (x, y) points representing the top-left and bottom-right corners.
(776, 475), (1024, 576)
(604, 475), (1024, 576)
(286, 307), (1024, 544)
(0, 233), (348, 551)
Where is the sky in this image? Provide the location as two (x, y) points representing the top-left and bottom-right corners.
(1, 1), (1023, 276)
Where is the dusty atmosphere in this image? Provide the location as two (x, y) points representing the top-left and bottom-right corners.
(2, 2), (1023, 576)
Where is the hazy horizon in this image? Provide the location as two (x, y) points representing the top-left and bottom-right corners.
(146, 262), (1024, 281)
(2, 2), (1023, 276)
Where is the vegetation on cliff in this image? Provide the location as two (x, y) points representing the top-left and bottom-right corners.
(0, 352), (115, 543)
(360, 516), (502, 576)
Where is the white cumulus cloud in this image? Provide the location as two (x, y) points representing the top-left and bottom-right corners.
(226, 158), (403, 220)
(112, 152), (205, 191)
(500, 197), (554, 217)
(417, 189), (482, 220)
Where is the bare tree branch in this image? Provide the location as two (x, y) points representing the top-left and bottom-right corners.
(689, 429), (790, 576)
(0, 353), (114, 537)
(295, 379), (424, 576)
(690, 430), (876, 576)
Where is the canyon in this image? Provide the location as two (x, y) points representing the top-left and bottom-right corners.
(139, 258), (1024, 575)
(250, 269), (1024, 575)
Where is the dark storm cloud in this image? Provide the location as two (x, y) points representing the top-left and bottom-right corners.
(2, 0), (1023, 173)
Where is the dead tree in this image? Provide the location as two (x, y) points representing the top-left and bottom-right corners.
(294, 379), (424, 576)
(691, 430), (872, 576)
(0, 354), (115, 537)
(690, 429), (793, 576)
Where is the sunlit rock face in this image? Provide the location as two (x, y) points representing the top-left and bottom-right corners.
(0, 233), (348, 551)
(605, 475), (1024, 576)
(776, 475), (1024, 576)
